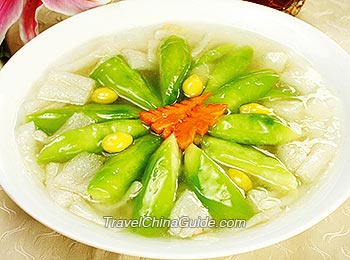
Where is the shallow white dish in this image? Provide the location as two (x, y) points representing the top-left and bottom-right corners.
(0, 0), (349, 258)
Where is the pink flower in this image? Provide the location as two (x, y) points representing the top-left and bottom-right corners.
(0, 0), (23, 43)
(0, 0), (111, 44)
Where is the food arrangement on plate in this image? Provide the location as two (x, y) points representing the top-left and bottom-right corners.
(16, 24), (341, 239)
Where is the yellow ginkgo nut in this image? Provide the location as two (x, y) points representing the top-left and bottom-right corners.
(91, 87), (118, 104)
(239, 103), (271, 115)
(102, 132), (133, 153)
(182, 74), (204, 98)
(227, 168), (253, 192)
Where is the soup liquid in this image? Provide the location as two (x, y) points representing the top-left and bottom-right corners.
(18, 23), (341, 240)
(245, 0), (305, 15)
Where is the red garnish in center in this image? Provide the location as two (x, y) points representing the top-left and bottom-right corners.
(140, 94), (228, 149)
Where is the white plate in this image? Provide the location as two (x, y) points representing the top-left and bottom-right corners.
(0, 0), (349, 258)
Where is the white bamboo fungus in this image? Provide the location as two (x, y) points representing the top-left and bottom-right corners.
(38, 71), (95, 105)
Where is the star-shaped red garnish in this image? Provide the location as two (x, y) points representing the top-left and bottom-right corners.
(140, 93), (228, 149)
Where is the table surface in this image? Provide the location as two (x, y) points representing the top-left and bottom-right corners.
(1, 0), (349, 259)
